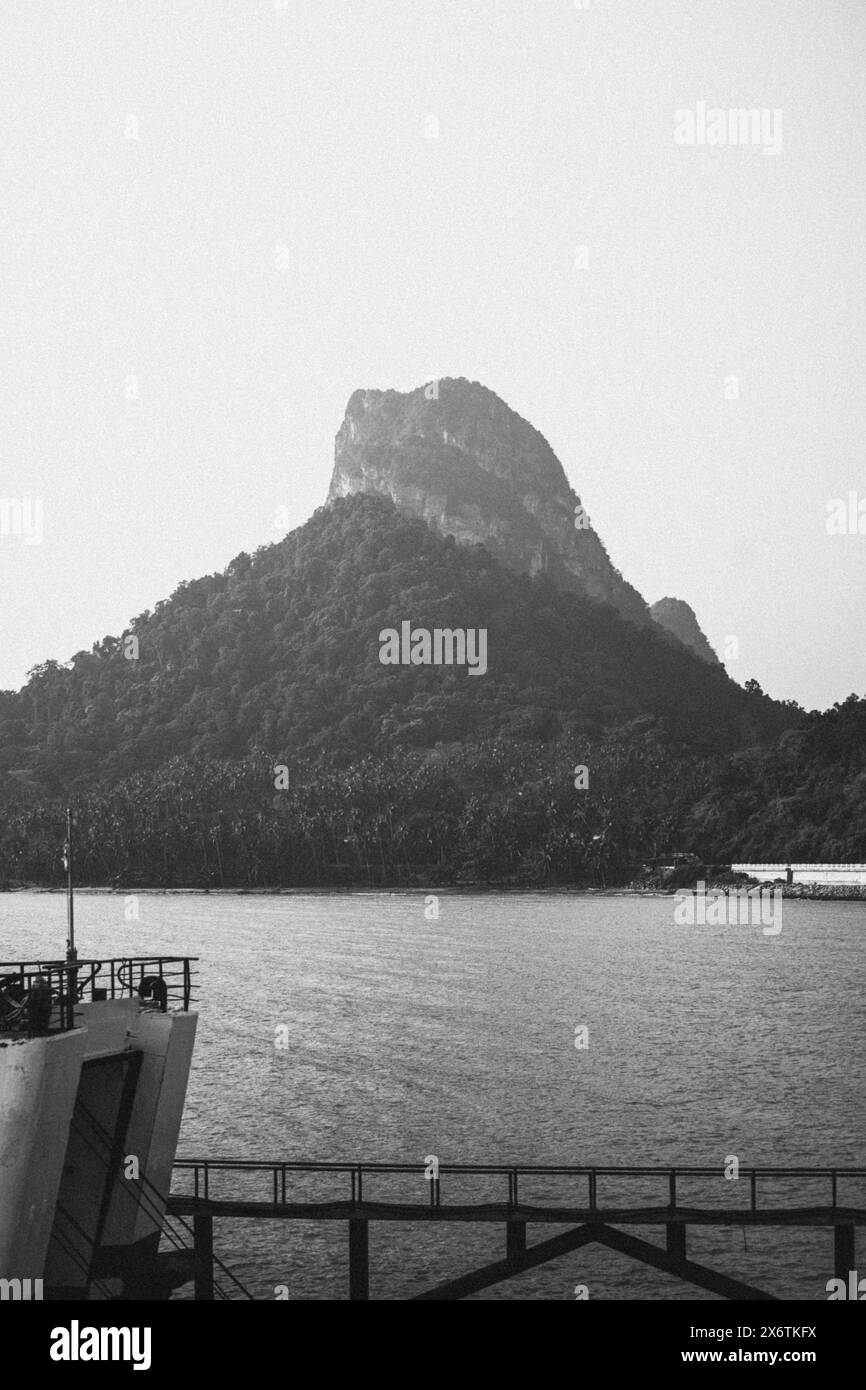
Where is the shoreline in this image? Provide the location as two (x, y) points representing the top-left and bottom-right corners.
(3, 884), (672, 897)
(3, 883), (865, 901)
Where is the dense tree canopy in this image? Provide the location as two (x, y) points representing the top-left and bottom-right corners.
(1, 494), (860, 888)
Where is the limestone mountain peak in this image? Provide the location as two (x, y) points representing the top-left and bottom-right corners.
(328, 377), (650, 625)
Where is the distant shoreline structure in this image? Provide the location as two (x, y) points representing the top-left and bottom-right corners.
(731, 862), (866, 886)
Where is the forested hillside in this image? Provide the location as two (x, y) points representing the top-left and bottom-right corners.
(2, 492), (859, 890)
(683, 693), (866, 863)
(2, 699), (863, 888)
(0, 494), (789, 798)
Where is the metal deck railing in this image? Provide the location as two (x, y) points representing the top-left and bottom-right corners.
(168, 1159), (866, 1299)
(170, 1158), (866, 1216)
(0, 955), (198, 1034)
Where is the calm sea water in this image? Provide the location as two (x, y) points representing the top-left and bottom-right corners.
(3, 890), (865, 1300)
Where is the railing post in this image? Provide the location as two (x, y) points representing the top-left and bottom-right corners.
(349, 1219), (369, 1300)
(66, 961), (78, 1030)
(666, 1170), (685, 1259)
(666, 1221), (686, 1261)
(193, 1211), (214, 1300)
(60, 967), (70, 1030)
(506, 1220), (526, 1261)
(834, 1224), (855, 1283)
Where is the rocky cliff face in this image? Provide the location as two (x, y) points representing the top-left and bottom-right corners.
(650, 597), (720, 665)
(327, 377), (651, 626)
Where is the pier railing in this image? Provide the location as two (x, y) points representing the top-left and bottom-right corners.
(168, 1159), (866, 1299)
(171, 1158), (866, 1215)
(0, 955), (198, 1033)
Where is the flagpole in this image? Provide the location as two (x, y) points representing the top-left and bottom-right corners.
(65, 806), (76, 964)
(64, 807), (77, 1030)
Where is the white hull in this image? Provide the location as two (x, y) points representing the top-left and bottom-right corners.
(1, 989), (196, 1299)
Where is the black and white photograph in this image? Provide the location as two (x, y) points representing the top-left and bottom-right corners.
(0, 0), (864, 1360)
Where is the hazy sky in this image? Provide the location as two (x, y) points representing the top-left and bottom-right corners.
(1, 0), (863, 710)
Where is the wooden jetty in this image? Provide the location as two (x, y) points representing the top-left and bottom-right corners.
(166, 1160), (866, 1300)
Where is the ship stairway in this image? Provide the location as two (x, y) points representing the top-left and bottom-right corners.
(48, 1098), (252, 1300)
